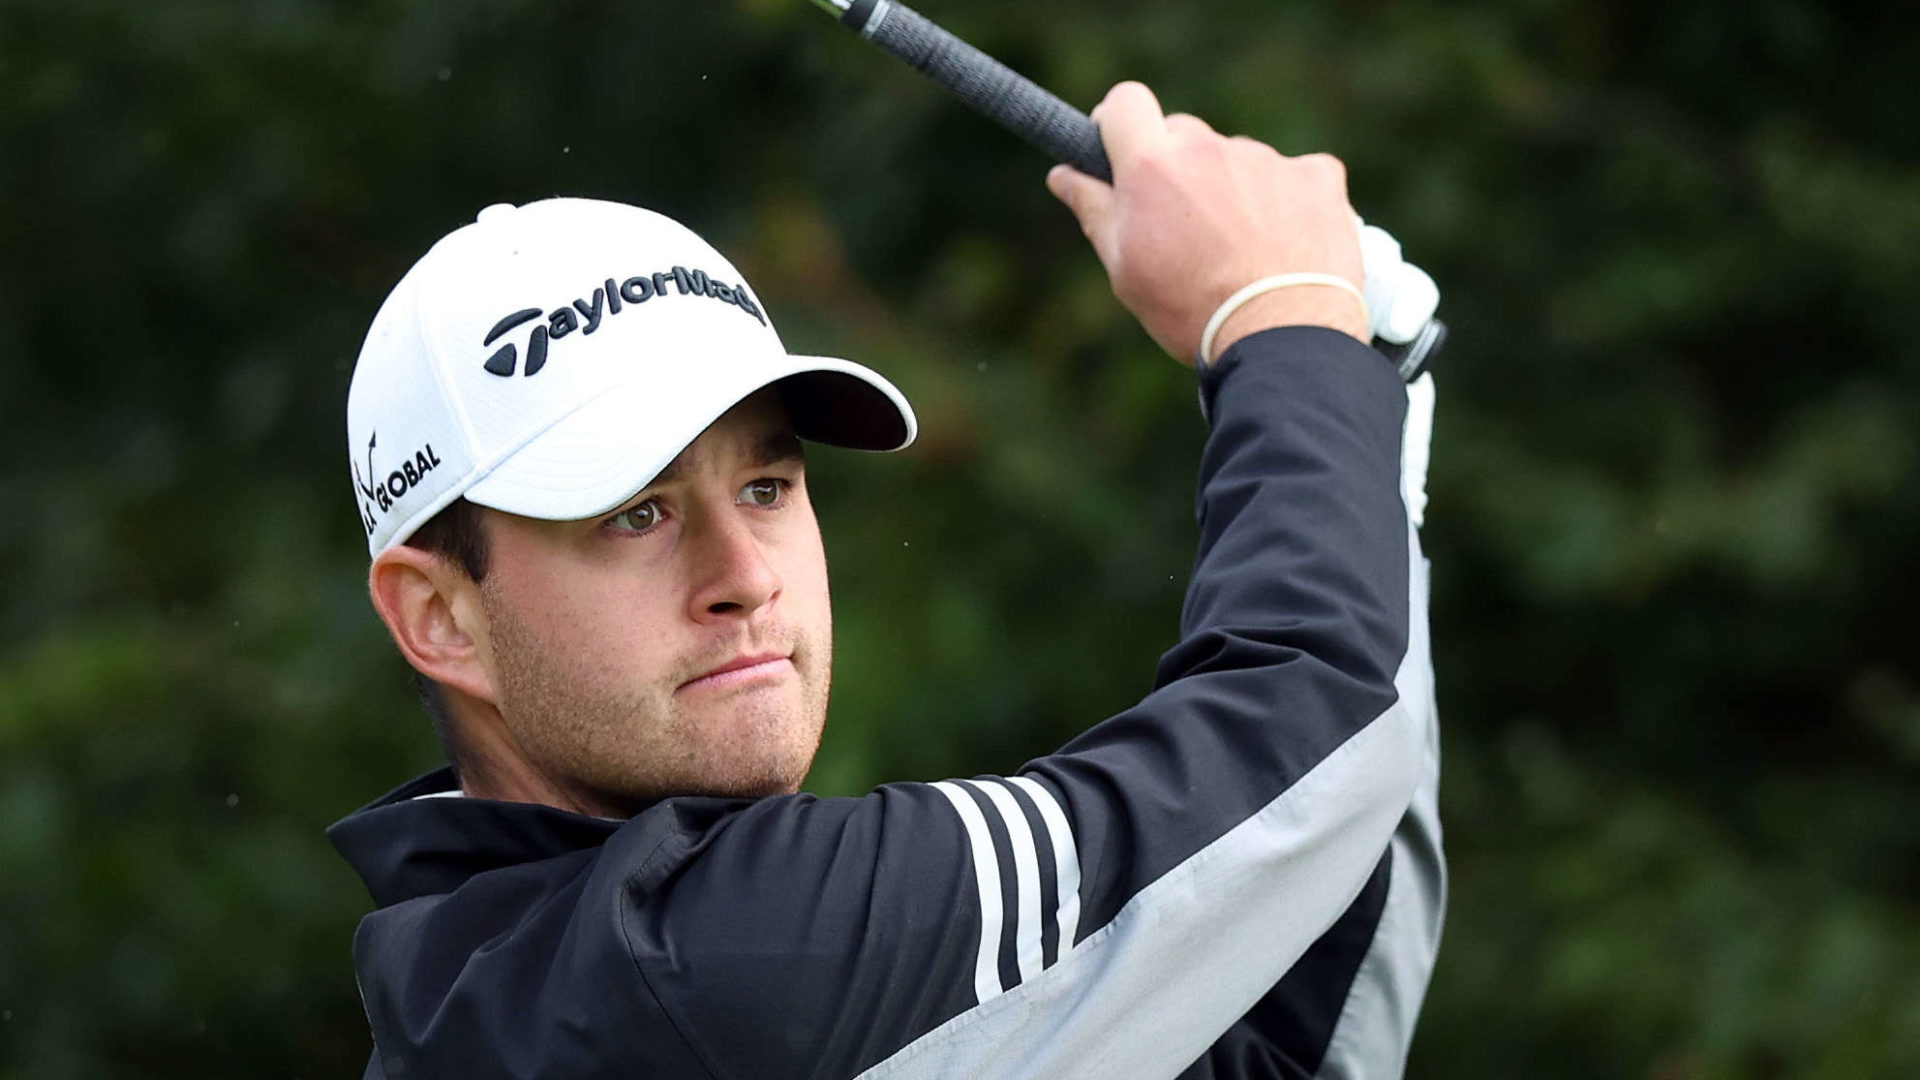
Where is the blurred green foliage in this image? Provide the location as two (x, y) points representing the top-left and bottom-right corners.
(1, 0), (1915, 1076)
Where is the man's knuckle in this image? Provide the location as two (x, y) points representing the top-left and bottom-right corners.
(1303, 152), (1347, 180)
(1232, 136), (1281, 162)
(1166, 113), (1214, 138)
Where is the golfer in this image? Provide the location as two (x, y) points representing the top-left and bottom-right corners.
(331, 83), (1443, 1079)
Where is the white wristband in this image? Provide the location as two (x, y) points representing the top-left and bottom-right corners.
(1198, 272), (1371, 366)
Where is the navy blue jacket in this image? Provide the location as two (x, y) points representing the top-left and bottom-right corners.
(331, 327), (1445, 1079)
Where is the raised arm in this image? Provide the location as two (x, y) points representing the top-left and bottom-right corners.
(620, 85), (1432, 1078)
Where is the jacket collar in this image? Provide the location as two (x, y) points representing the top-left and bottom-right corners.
(326, 768), (625, 909)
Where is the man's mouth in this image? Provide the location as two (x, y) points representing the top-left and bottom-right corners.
(678, 652), (793, 693)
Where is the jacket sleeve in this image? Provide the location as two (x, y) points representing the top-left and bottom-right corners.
(620, 326), (1431, 1080)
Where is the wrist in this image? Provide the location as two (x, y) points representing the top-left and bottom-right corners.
(1209, 285), (1370, 362)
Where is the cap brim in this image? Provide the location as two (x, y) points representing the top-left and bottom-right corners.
(463, 355), (915, 522)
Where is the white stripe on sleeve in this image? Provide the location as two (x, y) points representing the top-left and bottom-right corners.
(964, 779), (1045, 985)
(1006, 774), (1081, 958)
(930, 780), (1006, 1004)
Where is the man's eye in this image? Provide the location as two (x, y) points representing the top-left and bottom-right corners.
(740, 479), (786, 508)
(608, 498), (665, 533)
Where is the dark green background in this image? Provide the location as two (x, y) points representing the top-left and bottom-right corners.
(2, 0), (1914, 1075)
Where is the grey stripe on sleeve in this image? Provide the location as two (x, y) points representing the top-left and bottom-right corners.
(1315, 543), (1446, 1080)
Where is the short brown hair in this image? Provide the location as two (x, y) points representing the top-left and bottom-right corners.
(400, 497), (492, 776)
(405, 496), (491, 583)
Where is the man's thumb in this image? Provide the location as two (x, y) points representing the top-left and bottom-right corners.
(1047, 164), (1114, 244)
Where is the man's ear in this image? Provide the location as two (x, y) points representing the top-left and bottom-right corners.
(368, 545), (499, 707)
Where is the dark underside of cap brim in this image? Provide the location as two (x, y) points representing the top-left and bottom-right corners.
(775, 370), (911, 451)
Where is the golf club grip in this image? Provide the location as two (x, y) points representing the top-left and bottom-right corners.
(846, 0), (1112, 181)
(1378, 318), (1444, 383)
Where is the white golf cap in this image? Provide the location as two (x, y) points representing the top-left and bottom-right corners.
(345, 197), (916, 556)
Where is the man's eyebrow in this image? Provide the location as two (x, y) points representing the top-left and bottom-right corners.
(644, 431), (804, 490)
(749, 431), (806, 468)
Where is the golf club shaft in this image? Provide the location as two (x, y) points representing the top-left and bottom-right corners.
(811, 0), (1442, 380)
(816, 0), (1112, 180)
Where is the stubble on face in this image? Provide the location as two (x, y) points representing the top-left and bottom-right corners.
(480, 585), (832, 811)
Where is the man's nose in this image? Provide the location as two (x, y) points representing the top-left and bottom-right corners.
(687, 509), (782, 620)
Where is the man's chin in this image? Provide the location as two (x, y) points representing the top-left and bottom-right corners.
(652, 708), (821, 798)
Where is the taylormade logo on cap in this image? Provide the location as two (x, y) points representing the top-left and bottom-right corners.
(481, 267), (766, 378)
(344, 197), (916, 559)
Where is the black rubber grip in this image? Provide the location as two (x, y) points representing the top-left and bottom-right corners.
(1377, 318), (1446, 383)
(848, 1), (1113, 181)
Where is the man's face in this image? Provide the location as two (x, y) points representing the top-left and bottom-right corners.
(472, 389), (832, 813)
